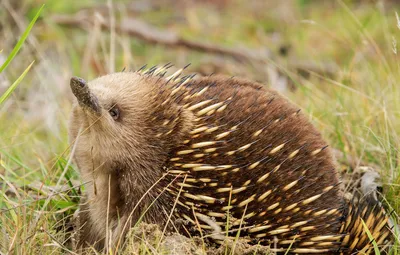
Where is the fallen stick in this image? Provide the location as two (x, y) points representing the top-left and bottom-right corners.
(51, 11), (338, 81)
(51, 12), (272, 63)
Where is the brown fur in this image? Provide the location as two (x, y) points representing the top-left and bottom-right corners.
(69, 70), (390, 254)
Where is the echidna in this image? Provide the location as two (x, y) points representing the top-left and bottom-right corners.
(68, 65), (392, 254)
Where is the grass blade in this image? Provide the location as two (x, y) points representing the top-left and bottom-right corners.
(360, 218), (380, 255)
(0, 61), (34, 105)
(0, 5), (44, 73)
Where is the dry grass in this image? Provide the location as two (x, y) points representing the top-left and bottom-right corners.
(0, 0), (399, 254)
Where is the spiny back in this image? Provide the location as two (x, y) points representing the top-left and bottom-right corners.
(152, 74), (344, 253)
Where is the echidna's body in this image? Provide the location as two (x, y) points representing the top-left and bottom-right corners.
(69, 67), (391, 254)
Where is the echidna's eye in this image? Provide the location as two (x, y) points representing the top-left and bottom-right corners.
(109, 106), (120, 121)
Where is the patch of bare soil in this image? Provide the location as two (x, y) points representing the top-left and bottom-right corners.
(123, 223), (273, 255)
(123, 223), (202, 254)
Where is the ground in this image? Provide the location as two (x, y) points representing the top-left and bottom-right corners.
(0, 0), (399, 254)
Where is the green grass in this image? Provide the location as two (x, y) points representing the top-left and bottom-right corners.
(361, 218), (381, 255)
(0, 5), (43, 73)
(0, 61), (34, 105)
(0, 4), (43, 105)
(0, 0), (399, 254)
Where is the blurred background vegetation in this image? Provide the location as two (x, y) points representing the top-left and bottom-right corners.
(0, 0), (400, 253)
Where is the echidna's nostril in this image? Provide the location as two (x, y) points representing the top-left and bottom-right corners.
(71, 76), (86, 88)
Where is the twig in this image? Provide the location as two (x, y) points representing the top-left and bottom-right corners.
(51, 12), (272, 64)
(51, 11), (339, 79)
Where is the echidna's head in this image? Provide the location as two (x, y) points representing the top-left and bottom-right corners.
(68, 72), (161, 173)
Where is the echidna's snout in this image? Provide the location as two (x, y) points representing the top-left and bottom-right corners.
(70, 76), (101, 115)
